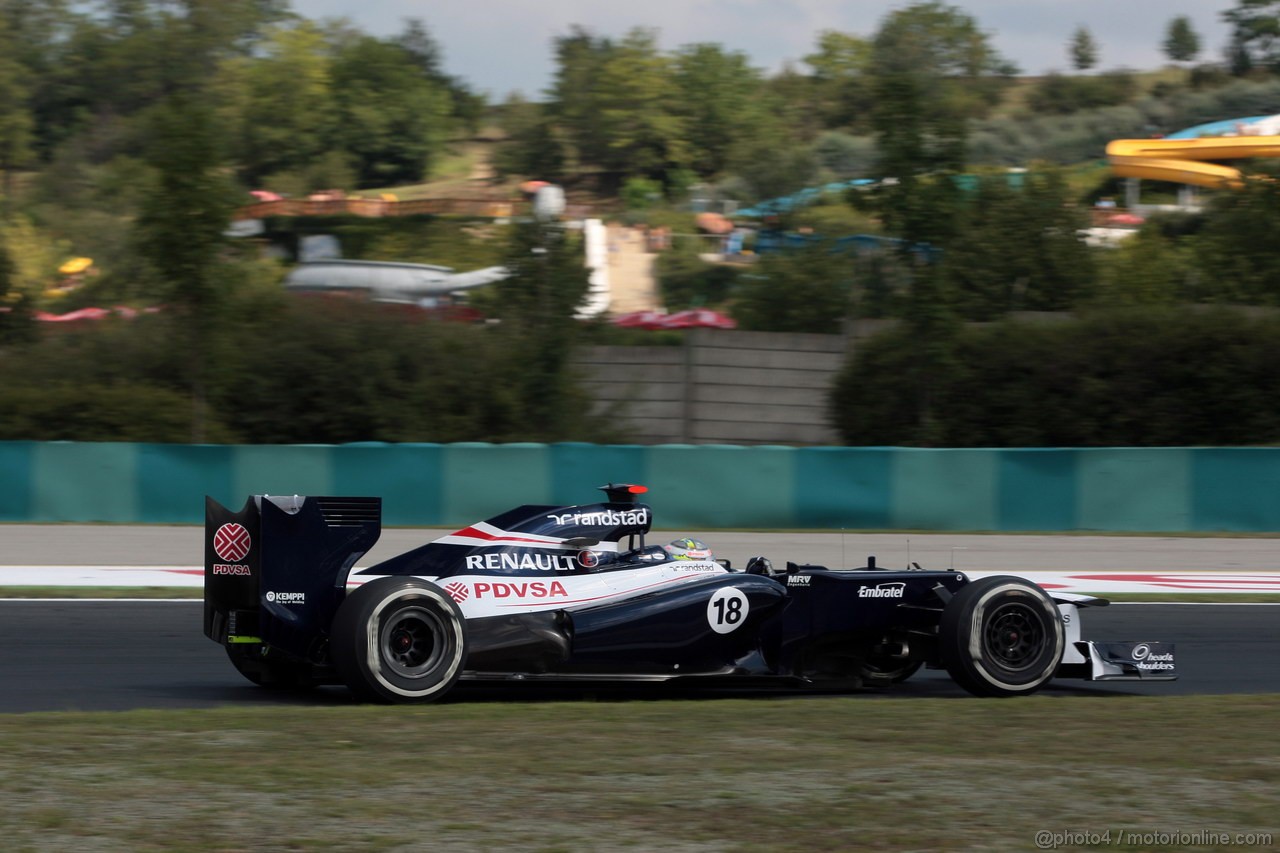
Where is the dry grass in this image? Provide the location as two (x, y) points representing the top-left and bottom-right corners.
(0, 696), (1274, 851)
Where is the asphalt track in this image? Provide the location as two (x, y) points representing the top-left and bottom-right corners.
(2, 527), (1278, 712)
(0, 600), (1275, 713)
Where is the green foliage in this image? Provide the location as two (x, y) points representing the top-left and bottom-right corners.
(215, 22), (337, 186)
(133, 95), (238, 319)
(1091, 228), (1198, 307)
(830, 309), (1280, 447)
(0, 12), (34, 204)
(492, 96), (565, 182)
(654, 247), (740, 310)
(1163, 16), (1202, 64)
(812, 132), (877, 180)
(622, 177), (663, 211)
(0, 382), (224, 442)
(329, 35), (452, 187)
(802, 30), (874, 131)
(1192, 164), (1280, 304)
(1025, 71), (1139, 115)
(941, 169), (1094, 319)
(870, 1), (1018, 119)
(731, 241), (854, 333)
(1069, 27), (1099, 72)
(1223, 0), (1280, 74)
(671, 43), (766, 177)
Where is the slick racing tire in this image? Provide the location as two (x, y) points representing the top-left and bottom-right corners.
(857, 658), (922, 687)
(226, 646), (317, 691)
(331, 577), (468, 704)
(939, 575), (1065, 697)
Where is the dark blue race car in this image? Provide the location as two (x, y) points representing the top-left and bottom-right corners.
(203, 484), (1176, 702)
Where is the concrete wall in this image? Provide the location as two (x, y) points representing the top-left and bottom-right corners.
(573, 328), (846, 445)
(4, 441), (1280, 532)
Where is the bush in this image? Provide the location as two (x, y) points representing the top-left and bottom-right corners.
(829, 309), (1280, 447)
(654, 248), (740, 310)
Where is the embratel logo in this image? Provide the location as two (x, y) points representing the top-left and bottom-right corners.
(213, 523), (251, 562)
(858, 582), (906, 599)
(578, 550), (600, 569)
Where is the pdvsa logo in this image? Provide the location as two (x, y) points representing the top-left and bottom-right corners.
(213, 523), (251, 562)
(444, 581), (568, 603)
(211, 564), (251, 576)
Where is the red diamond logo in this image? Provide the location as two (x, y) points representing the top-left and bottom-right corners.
(213, 523), (251, 562)
(444, 582), (469, 603)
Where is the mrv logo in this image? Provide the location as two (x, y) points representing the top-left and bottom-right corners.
(858, 582), (906, 599)
(546, 508), (649, 527)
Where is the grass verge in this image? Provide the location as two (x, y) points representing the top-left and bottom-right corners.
(0, 695), (1275, 851)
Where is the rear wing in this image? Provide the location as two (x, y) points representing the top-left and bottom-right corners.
(204, 495), (381, 659)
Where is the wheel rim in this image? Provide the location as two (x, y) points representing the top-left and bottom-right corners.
(982, 601), (1045, 671)
(379, 605), (447, 678)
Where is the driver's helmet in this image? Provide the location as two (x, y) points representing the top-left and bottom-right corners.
(662, 537), (713, 561)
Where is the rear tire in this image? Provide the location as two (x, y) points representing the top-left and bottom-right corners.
(940, 575), (1064, 697)
(330, 577), (468, 703)
(225, 646), (317, 691)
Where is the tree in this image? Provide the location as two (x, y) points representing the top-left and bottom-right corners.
(1069, 26), (1099, 71)
(394, 18), (486, 135)
(493, 94), (565, 181)
(329, 35), (452, 186)
(941, 169), (1094, 320)
(731, 241), (854, 334)
(1163, 15), (1202, 64)
(217, 21), (337, 186)
(547, 27), (615, 172)
(803, 30), (874, 131)
(671, 43), (764, 178)
(1223, 0), (1280, 74)
(133, 94), (239, 440)
(482, 222), (593, 439)
(869, 1), (1019, 119)
(1193, 163), (1280, 304)
(0, 15), (34, 210)
(588, 28), (688, 185)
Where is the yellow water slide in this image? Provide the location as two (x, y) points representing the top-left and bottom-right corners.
(1107, 136), (1280, 189)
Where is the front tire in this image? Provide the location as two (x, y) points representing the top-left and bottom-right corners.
(939, 575), (1064, 697)
(330, 577), (468, 703)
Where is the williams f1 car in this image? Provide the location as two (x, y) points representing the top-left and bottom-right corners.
(203, 485), (1176, 702)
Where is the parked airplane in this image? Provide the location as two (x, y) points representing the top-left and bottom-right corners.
(283, 260), (509, 306)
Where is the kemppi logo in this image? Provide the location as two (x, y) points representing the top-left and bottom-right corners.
(858, 582), (906, 599)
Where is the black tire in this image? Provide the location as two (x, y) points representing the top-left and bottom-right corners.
(225, 646), (317, 691)
(939, 575), (1064, 697)
(857, 658), (922, 687)
(330, 577), (468, 703)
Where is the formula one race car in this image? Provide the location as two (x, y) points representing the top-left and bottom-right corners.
(203, 485), (1176, 702)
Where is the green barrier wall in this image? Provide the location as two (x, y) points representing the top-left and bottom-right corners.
(2, 441), (1278, 532)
